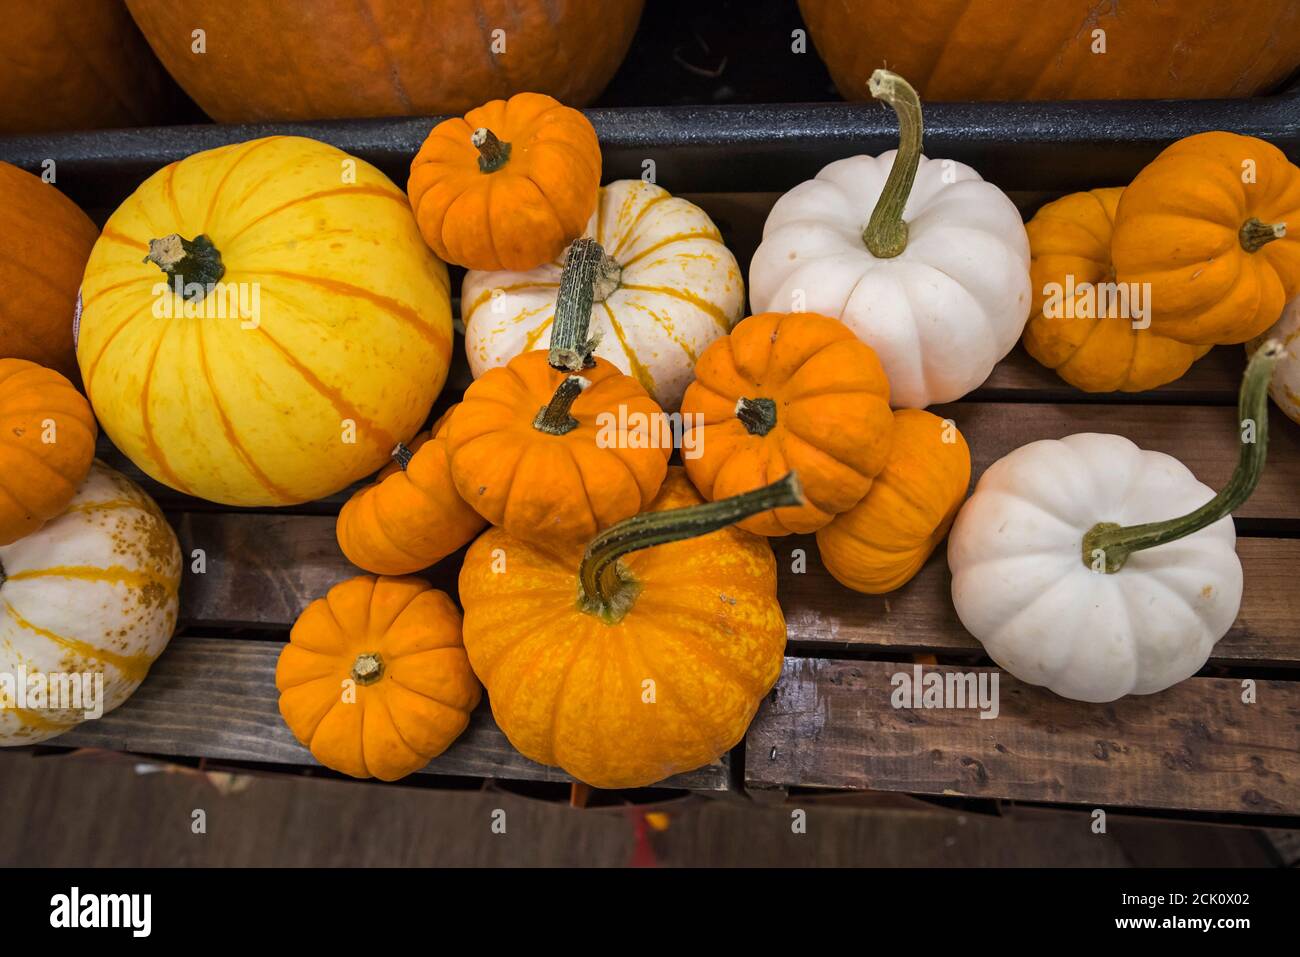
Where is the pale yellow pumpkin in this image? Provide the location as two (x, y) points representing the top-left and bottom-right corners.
(77, 135), (453, 506)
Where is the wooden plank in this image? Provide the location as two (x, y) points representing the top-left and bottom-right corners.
(54, 637), (729, 791)
(745, 658), (1300, 814)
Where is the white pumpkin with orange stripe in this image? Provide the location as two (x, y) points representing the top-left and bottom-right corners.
(0, 461), (181, 745)
(77, 135), (453, 506)
(461, 179), (744, 411)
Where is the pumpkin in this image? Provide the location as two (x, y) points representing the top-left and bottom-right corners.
(1112, 132), (1300, 346)
(0, 0), (178, 133)
(0, 162), (98, 380)
(337, 405), (486, 576)
(462, 178), (745, 411)
(1250, 296), (1300, 426)
(126, 0), (643, 123)
(449, 239), (671, 548)
(798, 0), (1300, 102)
(408, 93), (600, 272)
(0, 360), (97, 547)
(1023, 188), (1211, 392)
(76, 135), (453, 507)
(947, 341), (1282, 703)
(275, 575), (480, 781)
(680, 312), (893, 535)
(0, 460), (181, 745)
(748, 70), (1030, 409)
(460, 467), (800, 788)
(817, 409), (970, 594)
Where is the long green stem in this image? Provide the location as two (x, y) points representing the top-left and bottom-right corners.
(578, 473), (804, 622)
(549, 238), (613, 372)
(863, 69), (924, 259)
(144, 234), (225, 302)
(1081, 339), (1284, 573)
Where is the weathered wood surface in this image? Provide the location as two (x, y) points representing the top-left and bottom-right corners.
(746, 659), (1300, 814)
(56, 638), (730, 791)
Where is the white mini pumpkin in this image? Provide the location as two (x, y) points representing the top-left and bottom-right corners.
(462, 179), (745, 411)
(749, 71), (1031, 409)
(0, 461), (181, 744)
(1249, 294), (1300, 426)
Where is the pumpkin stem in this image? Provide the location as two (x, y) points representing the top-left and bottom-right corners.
(862, 69), (923, 259)
(351, 652), (384, 685)
(392, 442), (414, 470)
(472, 128), (512, 173)
(1081, 339), (1283, 574)
(143, 234), (226, 302)
(549, 238), (609, 372)
(578, 472), (805, 622)
(736, 397), (778, 436)
(533, 375), (589, 435)
(1240, 218), (1286, 252)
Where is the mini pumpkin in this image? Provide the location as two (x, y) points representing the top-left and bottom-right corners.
(408, 92), (601, 272)
(1023, 188), (1211, 392)
(275, 575), (481, 782)
(680, 312), (894, 535)
(0, 359), (97, 546)
(460, 467), (801, 788)
(817, 409), (970, 594)
(1112, 131), (1300, 346)
(1250, 295), (1300, 425)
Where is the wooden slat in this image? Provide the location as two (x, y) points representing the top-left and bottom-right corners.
(55, 638), (729, 791)
(745, 658), (1300, 814)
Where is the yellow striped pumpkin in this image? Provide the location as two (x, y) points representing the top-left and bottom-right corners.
(77, 135), (453, 506)
(461, 179), (744, 411)
(0, 460), (181, 745)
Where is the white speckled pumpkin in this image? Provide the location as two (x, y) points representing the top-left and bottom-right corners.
(0, 461), (181, 744)
(1249, 295), (1300, 426)
(461, 179), (745, 411)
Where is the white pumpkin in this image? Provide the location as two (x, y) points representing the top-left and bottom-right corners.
(1249, 294), (1300, 425)
(947, 343), (1282, 703)
(0, 461), (181, 744)
(462, 179), (745, 411)
(749, 70), (1031, 409)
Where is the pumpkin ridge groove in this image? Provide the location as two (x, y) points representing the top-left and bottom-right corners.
(3, 599), (153, 683)
(612, 192), (672, 259)
(221, 184), (409, 246)
(620, 283), (731, 333)
(203, 137), (283, 233)
(619, 230), (722, 269)
(138, 331), (195, 496)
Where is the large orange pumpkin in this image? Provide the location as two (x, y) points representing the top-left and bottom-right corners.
(126, 0), (644, 122)
(798, 0), (1300, 101)
(0, 162), (98, 380)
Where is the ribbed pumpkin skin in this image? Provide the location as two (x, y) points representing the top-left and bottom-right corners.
(1023, 188), (1210, 392)
(337, 406), (486, 575)
(1112, 132), (1300, 346)
(817, 410), (970, 594)
(799, 0), (1300, 101)
(0, 360), (97, 546)
(77, 136), (453, 507)
(0, 162), (98, 380)
(408, 93), (600, 272)
(0, 461), (181, 745)
(276, 576), (481, 781)
(127, 0), (643, 122)
(681, 313), (894, 536)
(459, 469), (785, 789)
(0, 0), (176, 133)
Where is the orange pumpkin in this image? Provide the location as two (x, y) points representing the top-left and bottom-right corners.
(0, 359), (97, 546)
(0, 162), (98, 380)
(275, 576), (481, 782)
(1112, 132), (1300, 346)
(680, 312), (893, 535)
(817, 409), (970, 594)
(1023, 188), (1211, 392)
(337, 405), (486, 576)
(459, 468), (800, 788)
(448, 240), (669, 547)
(408, 92), (601, 272)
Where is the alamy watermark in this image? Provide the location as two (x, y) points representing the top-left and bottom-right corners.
(0, 667), (104, 720)
(1041, 275), (1151, 330)
(594, 406), (705, 460)
(152, 277), (261, 328)
(891, 665), (999, 719)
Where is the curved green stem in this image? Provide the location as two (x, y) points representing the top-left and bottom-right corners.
(736, 397), (777, 436)
(472, 128), (512, 173)
(144, 234), (225, 302)
(1240, 218), (1286, 253)
(1081, 339), (1284, 573)
(863, 69), (924, 259)
(533, 375), (588, 435)
(549, 238), (615, 372)
(578, 473), (804, 622)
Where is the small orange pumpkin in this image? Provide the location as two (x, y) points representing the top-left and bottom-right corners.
(275, 576), (481, 782)
(0, 359), (97, 546)
(337, 405), (486, 576)
(816, 409), (970, 594)
(680, 312), (893, 535)
(1112, 131), (1300, 346)
(1023, 188), (1210, 392)
(408, 92), (600, 272)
